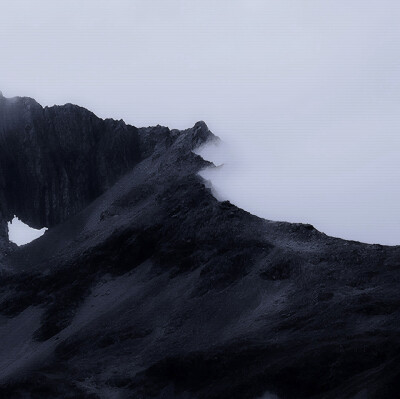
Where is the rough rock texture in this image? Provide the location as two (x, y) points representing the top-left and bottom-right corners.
(0, 216), (11, 262)
(0, 95), (400, 399)
(0, 94), (141, 228)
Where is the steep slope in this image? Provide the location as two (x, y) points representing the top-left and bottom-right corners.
(0, 95), (400, 399)
(0, 93), (141, 228)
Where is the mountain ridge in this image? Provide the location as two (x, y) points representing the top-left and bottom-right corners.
(0, 95), (399, 399)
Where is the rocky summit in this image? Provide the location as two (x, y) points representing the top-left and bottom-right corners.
(0, 94), (399, 399)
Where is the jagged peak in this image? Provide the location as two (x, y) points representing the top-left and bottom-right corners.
(193, 120), (208, 130)
(189, 120), (217, 148)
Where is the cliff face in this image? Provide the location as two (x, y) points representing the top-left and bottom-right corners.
(0, 94), (142, 228)
(0, 96), (400, 399)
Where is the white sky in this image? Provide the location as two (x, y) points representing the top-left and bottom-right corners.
(1, 0), (400, 245)
(8, 218), (47, 246)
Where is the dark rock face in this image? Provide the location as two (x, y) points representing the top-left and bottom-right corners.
(0, 216), (10, 259)
(0, 95), (400, 399)
(0, 95), (141, 228)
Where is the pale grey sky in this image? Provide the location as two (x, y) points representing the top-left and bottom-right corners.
(2, 0), (400, 245)
(8, 217), (47, 246)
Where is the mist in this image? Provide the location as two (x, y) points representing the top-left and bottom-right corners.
(257, 393), (279, 399)
(1, 0), (400, 244)
(8, 217), (47, 246)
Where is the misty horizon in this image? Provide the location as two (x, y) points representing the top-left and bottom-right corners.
(1, 0), (400, 245)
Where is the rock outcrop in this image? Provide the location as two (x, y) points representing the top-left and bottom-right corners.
(0, 95), (399, 399)
(0, 95), (144, 228)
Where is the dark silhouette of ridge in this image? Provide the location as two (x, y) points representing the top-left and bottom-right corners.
(0, 94), (399, 399)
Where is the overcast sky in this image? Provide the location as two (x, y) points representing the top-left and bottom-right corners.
(2, 0), (400, 245)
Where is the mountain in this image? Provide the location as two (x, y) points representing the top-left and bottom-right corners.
(0, 94), (400, 399)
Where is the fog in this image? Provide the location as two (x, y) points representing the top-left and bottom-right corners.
(258, 392), (279, 399)
(1, 0), (400, 244)
(8, 218), (47, 246)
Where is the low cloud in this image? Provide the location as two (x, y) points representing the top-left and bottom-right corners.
(8, 217), (47, 246)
